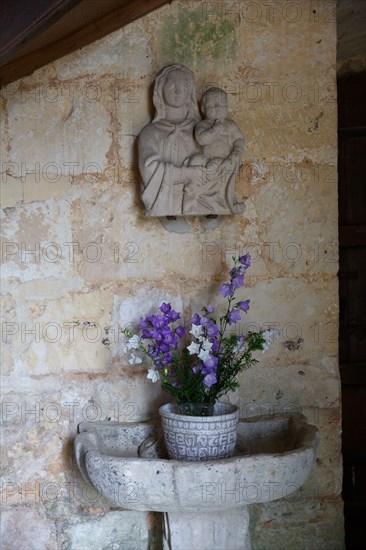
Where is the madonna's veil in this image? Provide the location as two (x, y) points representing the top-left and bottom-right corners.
(152, 64), (200, 122)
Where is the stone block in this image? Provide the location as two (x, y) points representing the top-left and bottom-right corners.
(5, 83), (111, 173)
(0, 175), (23, 208)
(0, 507), (57, 549)
(251, 497), (344, 550)
(1, 198), (74, 283)
(62, 511), (149, 550)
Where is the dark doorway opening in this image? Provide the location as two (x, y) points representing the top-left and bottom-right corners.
(338, 71), (366, 549)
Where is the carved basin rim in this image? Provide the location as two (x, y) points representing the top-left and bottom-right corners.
(74, 412), (319, 512)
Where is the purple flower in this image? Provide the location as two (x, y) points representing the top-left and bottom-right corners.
(206, 323), (220, 338)
(206, 305), (215, 314)
(148, 345), (159, 358)
(201, 316), (210, 326)
(203, 354), (218, 370)
(162, 329), (176, 345)
(230, 266), (243, 277)
(151, 316), (166, 329)
(231, 274), (244, 289)
(203, 372), (217, 387)
(168, 309), (181, 322)
(227, 309), (241, 325)
(211, 338), (219, 352)
(160, 302), (171, 314)
(151, 329), (163, 341)
(237, 300), (250, 312)
(162, 353), (173, 365)
(191, 313), (201, 325)
(219, 282), (234, 298)
(175, 325), (186, 338)
(138, 318), (149, 330)
(239, 254), (251, 267)
(141, 328), (152, 339)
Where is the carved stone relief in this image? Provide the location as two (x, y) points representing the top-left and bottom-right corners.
(138, 64), (245, 217)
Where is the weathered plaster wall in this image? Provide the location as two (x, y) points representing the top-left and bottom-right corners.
(0, 1), (343, 548)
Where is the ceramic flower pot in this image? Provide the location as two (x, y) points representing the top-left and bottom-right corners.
(159, 402), (239, 461)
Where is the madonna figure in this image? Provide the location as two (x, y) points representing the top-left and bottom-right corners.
(138, 64), (203, 217)
(138, 64), (245, 217)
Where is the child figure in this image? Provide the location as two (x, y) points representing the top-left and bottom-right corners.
(190, 87), (244, 170)
(184, 87), (245, 215)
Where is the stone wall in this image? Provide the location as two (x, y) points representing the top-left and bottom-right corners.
(0, 1), (343, 548)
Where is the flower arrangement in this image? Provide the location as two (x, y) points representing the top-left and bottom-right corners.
(122, 255), (276, 413)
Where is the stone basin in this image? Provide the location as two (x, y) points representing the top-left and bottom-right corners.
(74, 412), (319, 513)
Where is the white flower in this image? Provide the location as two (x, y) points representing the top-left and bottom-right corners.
(128, 353), (142, 365)
(127, 334), (140, 350)
(147, 368), (160, 383)
(198, 348), (211, 361)
(262, 328), (281, 352)
(187, 341), (200, 355)
(189, 324), (203, 338)
(201, 339), (213, 352)
(233, 340), (246, 354)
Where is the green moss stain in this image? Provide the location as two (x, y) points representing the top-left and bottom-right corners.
(159, 6), (236, 67)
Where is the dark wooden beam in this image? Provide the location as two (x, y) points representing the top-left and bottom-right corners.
(0, 0), (83, 65)
(0, 0), (170, 88)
